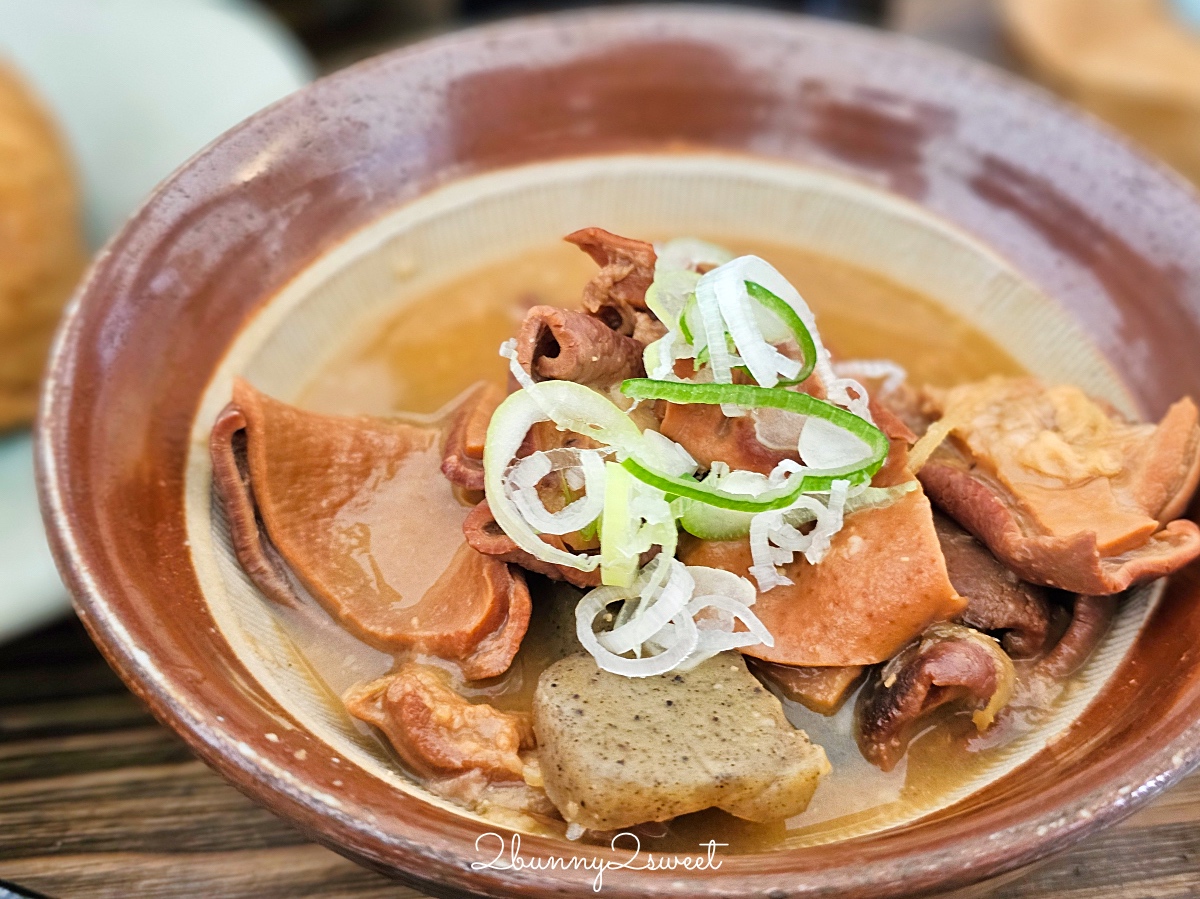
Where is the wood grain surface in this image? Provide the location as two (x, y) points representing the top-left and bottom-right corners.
(0, 617), (1197, 898)
(4, 11), (1199, 898)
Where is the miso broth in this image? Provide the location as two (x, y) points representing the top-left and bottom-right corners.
(281, 238), (1093, 853)
(300, 239), (1024, 417)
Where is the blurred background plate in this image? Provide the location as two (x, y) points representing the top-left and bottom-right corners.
(0, 0), (311, 643)
(0, 435), (59, 638)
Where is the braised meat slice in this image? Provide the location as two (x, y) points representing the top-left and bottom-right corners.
(632, 311), (669, 346)
(748, 660), (866, 716)
(679, 486), (966, 667)
(346, 663), (534, 781)
(968, 594), (1117, 751)
(870, 399), (919, 487)
(426, 768), (562, 827)
(934, 512), (1053, 658)
(514, 305), (645, 389)
(564, 226), (657, 317)
(441, 381), (503, 492)
(659, 401), (797, 476)
(463, 500), (602, 589)
(919, 377), (1200, 594)
(533, 652), (829, 830)
(1030, 593), (1117, 683)
(210, 379), (530, 679)
(855, 623), (1015, 771)
(211, 402), (303, 610)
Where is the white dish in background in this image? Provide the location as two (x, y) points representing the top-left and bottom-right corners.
(0, 0), (311, 642)
(1173, 0), (1200, 27)
(0, 435), (63, 638)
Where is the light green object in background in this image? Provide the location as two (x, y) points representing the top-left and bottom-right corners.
(0, 435), (61, 639)
(1173, 0), (1200, 26)
(0, 0), (313, 247)
(0, 0), (312, 642)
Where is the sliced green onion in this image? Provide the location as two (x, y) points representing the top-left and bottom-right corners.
(599, 461), (678, 588)
(642, 333), (671, 380)
(672, 280), (814, 388)
(576, 557), (768, 678)
(600, 461), (638, 586)
(577, 516), (600, 544)
(679, 500), (754, 541)
(745, 281), (816, 386)
(642, 331), (696, 382)
(654, 237), (735, 275)
(675, 465), (755, 539)
(694, 270), (737, 384)
(694, 333), (738, 368)
(645, 269), (700, 331)
(508, 448), (606, 536)
(484, 381), (645, 573)
(680, 481), (918, 540)
(620, 458), (790, 512)
(678, 293), (700, 347)
(599, 556), (694, 654)
(618, 379), (889, 511)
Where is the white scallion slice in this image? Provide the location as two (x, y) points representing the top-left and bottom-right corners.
(706, 261), (801, 389)
(826, 375), (875, 424)
(690, 255), (834, 389)
(484, 381), (644, 573)
(747, 479), (853, 590)
(803, 478), (849, 564)
(688, 565), (758, 606)
(576, 585), (699, 678)
(598, 462), (678, 588)
(653, 237), (735, 275)
(499, 338), (538, 393)
(640, 428), (698, 478)
(576, 559), (767, 678)
(799, 415), (873, 470)
(693, 273), (734, 385)
(599, 461), (637, 586)
(645, 268), (701, 331)
(833, 359), (907, 396)
(598, 559), (694, 654)
(507, 448), (607, 536)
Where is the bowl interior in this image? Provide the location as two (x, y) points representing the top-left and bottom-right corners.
(188, 152), (1155, 848)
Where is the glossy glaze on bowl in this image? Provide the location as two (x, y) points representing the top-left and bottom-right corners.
(37, 8), (1200, 898)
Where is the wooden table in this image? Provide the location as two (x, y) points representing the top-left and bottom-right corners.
(1, 617), (1199, 898)
(4, 5), (1200, 897)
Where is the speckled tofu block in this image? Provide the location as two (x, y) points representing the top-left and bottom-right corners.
(533, 652), (830, 830)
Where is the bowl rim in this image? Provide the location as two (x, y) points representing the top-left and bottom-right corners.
(35, 6), (1200, 897)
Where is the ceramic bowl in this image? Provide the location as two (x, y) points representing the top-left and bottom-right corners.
(37, 8), (1200, 898)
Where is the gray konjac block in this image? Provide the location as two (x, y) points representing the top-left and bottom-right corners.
(533, 651), (830, 831)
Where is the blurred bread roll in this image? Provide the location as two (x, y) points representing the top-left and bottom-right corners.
(1003, 0), (1200, 184)
(0, 60), (86, 431)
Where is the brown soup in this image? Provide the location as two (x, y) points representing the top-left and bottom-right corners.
(287, 238), (1076, 852)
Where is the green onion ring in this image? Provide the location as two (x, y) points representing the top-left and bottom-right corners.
(618, 379), (889, 511)
(745, 281), (816, 386)
(679, 282), (816, 387)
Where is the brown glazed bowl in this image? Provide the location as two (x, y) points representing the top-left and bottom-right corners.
(36, 7), (1200, 898)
